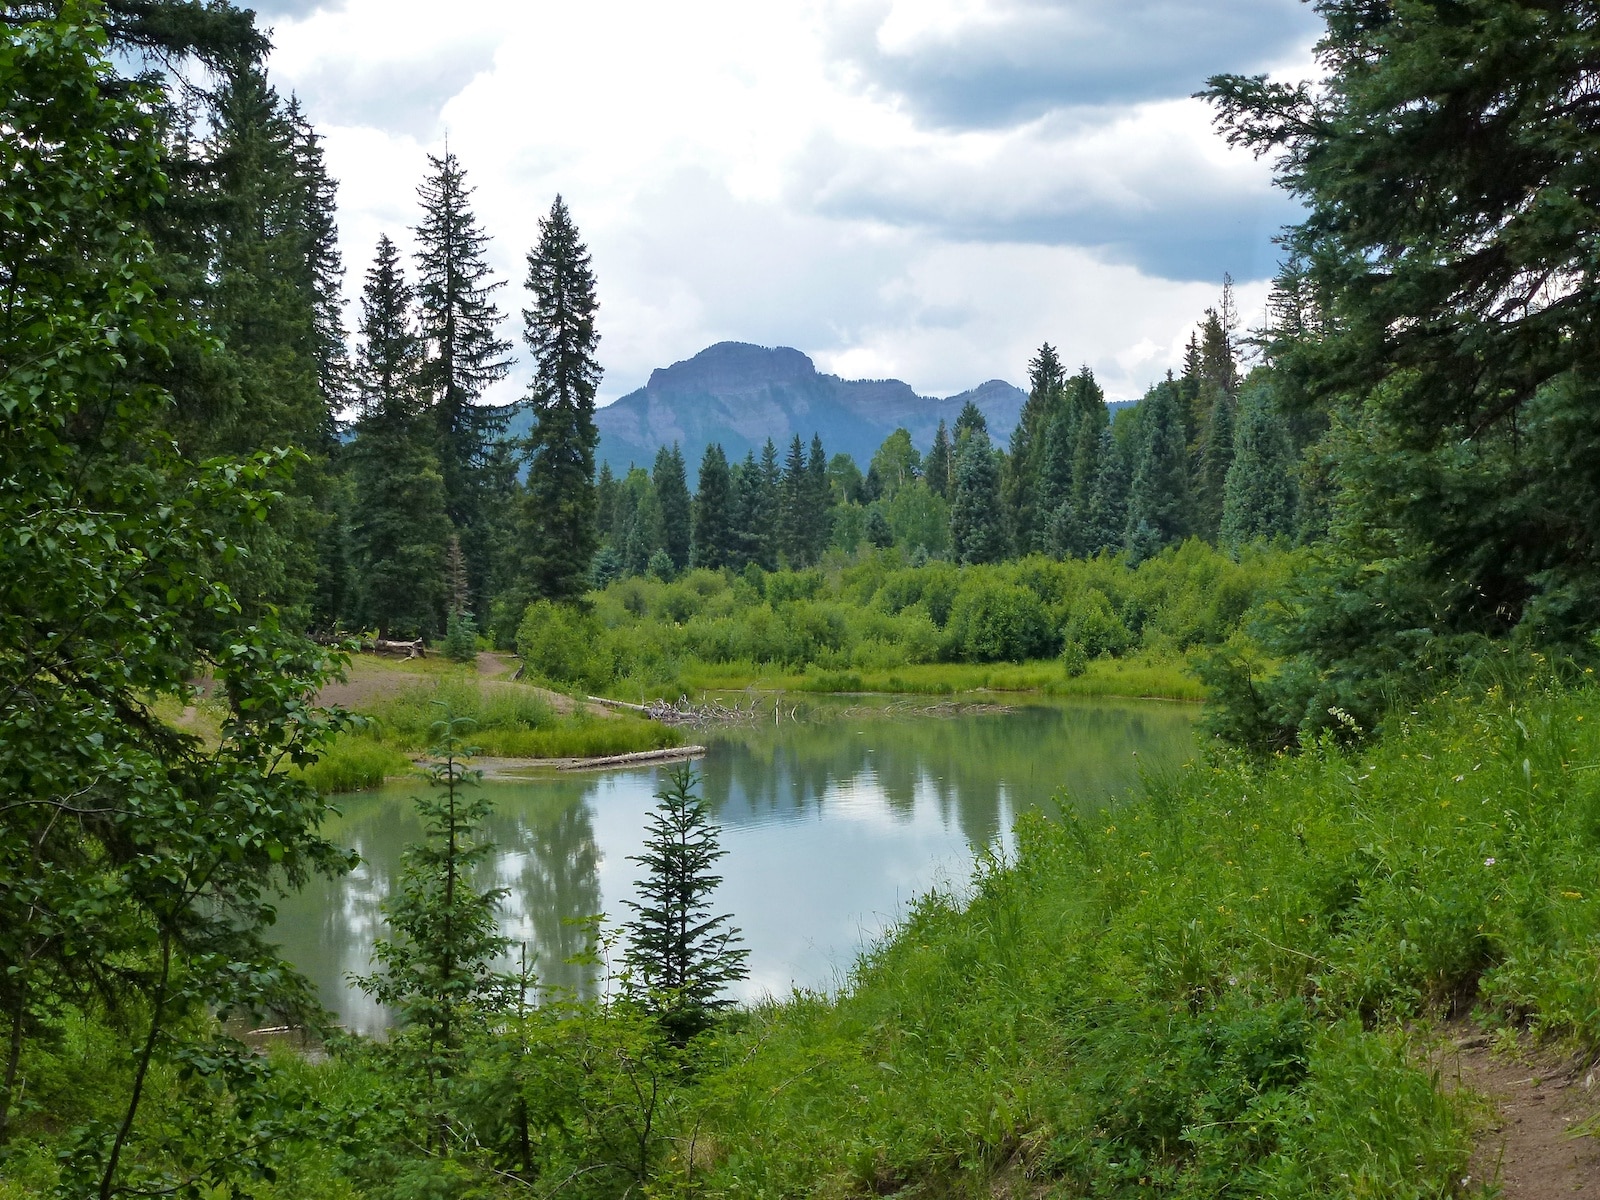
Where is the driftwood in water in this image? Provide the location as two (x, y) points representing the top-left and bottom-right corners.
(586, 694), (762, 730)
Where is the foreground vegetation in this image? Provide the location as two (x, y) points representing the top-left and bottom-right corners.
(10, 668), (1600, 1196)
(517, 540), (1288, 703)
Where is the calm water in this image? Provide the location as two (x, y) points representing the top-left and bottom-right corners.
(272, 696), (1197, 1032)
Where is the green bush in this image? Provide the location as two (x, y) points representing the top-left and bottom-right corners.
(945, 578), (1055, 662)
(517, 600), (612, 689)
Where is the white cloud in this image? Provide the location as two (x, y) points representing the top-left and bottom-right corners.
(260, 0), (1313, 407)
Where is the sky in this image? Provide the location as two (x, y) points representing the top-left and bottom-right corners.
(251, 0), (1323, 407)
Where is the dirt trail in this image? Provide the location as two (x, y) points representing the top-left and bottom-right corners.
(1440, 1028), (1600, 1197)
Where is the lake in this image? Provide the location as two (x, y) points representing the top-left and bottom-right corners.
(271, 696), (1198, 1033)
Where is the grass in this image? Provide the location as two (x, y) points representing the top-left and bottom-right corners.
(344, 673), (682, 768)
(672, 650), (1202, 701)
(626, 668), (1600, 1196)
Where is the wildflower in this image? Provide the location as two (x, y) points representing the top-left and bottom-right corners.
(1484, 857), (1497, 867)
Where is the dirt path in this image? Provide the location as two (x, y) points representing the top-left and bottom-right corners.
(313, 654), (615, 719)
(1440, 1028), (1600, 1196)
(476, 650), (516, 678)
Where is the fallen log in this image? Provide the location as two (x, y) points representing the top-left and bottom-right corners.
(373, 637), (426, 659)
(555, 744), (706, 771)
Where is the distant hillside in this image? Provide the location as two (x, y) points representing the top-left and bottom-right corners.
(503, 342), (1027, 472)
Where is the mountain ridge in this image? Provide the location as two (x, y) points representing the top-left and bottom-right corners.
(505, 342), (1027, 473)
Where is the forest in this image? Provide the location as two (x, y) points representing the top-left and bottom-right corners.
(7, 0), (1600, 1197)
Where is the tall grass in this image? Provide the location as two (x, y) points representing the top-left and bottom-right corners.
(347, 675), (683, 763)
(653, 671), (1600, 1196)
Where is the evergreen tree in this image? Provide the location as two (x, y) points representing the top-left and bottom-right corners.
(356, 713), (508, 1145)
(778, 435), (808, 566)
(1220, 384), (1298, 549)
(692, 443), (735, 570)
(1034, 409), (1076, 544)
(950, 429), (1007, 565)
(623, 767), (748, 1042)
(955, 399), (988, 443)
(286, 97), (349, 417)
(202, 62), (334, 622)
(1006, 343), (1066, 550)
(1124, 379), (1191, 558)
(756, 438), (782, 570)
(413, 149), (513, 615)
(654, 444), (692, 571)
(595, 461), (619, 546)
(518, 195), (601, 603)
(925, 419), (953, 499)
(1194, 387), (1237, 542)
(1084, 429), (1129, 555)
(349, 235), (451, 636)
(805, 434), (832, 564)
(618, 468), (662, 576)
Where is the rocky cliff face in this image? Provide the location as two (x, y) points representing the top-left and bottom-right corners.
(579, 342), (1027, 471)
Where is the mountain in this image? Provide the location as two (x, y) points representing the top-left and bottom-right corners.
(504, 342), (1028, 473)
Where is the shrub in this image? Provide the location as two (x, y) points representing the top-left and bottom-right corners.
(945, 580), (1055, 663)
(517, 601), (611, 689)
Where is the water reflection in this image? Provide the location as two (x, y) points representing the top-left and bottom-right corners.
(271, 697), (1196, 1032)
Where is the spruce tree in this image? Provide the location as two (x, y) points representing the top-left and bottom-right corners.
(623, 766), (748, 1042)
(1194, 387), (1237, 542)
(349, 236), (451, 636)
(1220, 384), (1298, 549)
(596, 461), (619, 547)
(728, 452), (760, 569)
(1006, 342), (1067, 550)
(1124, 379), (1191, 558)
(925, 419), (953, 499)
(955, 399), (988, 443)
(413, 150), (513, 615)
(517, 195), (601, 603)
(654, 444), (692, 571)
(778, 435), (808, 566)
(950, 429), (1007, 565)
(756, 438), (782, 570)
(805, 434), (832, 563)
(692, 443), (735, 570)
(620, 468), (662, 576)
(1084, 429), (1129, 555)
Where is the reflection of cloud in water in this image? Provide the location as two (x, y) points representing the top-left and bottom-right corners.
(271, 697), (1196, 1028)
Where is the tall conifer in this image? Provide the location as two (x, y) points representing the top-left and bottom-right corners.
(654, 444), (692, 571)
(1220, 385), (1297, 548)
(413, 149), (512, 614)
(1124, 379), (1191, 558)
(692, 444), (735, 569)
(518, 195), (602, 602)
(348, 237), (450, 636)
(950, 430), (1007, 565)
(778, 435), (808, 566)
(926, 419), (953, 499)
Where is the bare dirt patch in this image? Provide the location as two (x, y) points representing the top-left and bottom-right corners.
(1439, 1026), (1600, 1197)
(313, 655), (609, 718)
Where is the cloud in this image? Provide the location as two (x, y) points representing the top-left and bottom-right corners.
(830, 0), (1321, 130)
(246, 0), (344, 19)
(259, 0), (1310, 413)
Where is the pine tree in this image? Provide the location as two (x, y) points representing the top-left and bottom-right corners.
(925, 419), (953, 499)
(620, 468), (662, 576)
(516, 195), (601, 603)
(623, 767), (748, 1042)
(1220, 384), (1297, 549)
(1124, 379), (1191, 559)
(413, 149), (513, 615)
(286, 97), (349, 418)
(654, 444), (692, 571)
(349, 236), (451, 637)
(692, 444), (735, 570)
(950, 429), (1007, 565)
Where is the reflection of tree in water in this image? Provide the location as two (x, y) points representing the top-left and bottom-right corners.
(699, 698), (1197, 851)
(486, 784), (603, 1000)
